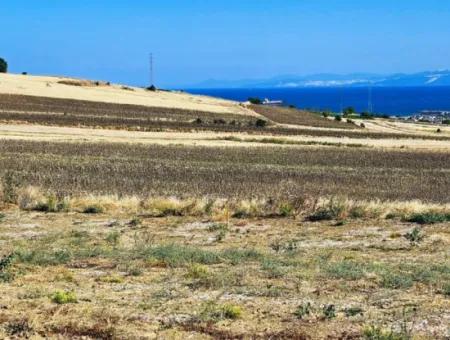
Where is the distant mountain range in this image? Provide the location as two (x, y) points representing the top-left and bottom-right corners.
(189, 70), (450, 88)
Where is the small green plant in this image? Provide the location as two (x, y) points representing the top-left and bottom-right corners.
(222, 304), (242, 319)
(0, 252), (16, 282)
(278, 202), (294, 217)
(325, 261), (365, 280)
(294, 302), (312, 319)
(380, 272), (413, 289)
(322, 304), (336, 319)
(186, 263), (210, 280)
(404, 227), (424, 245)
(0, 213), (5, 222)
(344, 306), (364, 317)
(207, 223), (228, 232)
(106, 231), (121, 247)
(83, 205), (104, 214)
(261, 260), (285, 279)
(215, 229), (227, 242)
(363, 325), (407, 340)
(126, 265), (143, 277)
(335, 115), (342, 121)
(440, 283), (450, 296)
(51, 291), (77, 304)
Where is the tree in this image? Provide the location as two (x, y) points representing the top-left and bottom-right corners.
(343, 106), (355, 116)
(248, 97), (262, 105)
(0, 58), (7, 73)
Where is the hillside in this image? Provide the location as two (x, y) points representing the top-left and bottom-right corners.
(0, 73), (256, 116)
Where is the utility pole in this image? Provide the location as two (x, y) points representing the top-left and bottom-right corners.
(368, 84), (373, 114)
(149, 53), (154, 87)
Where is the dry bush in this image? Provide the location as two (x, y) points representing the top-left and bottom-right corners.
(17, 186), (46, 210)
(69, 195), (140, 214)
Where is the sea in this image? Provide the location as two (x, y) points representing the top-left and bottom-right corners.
(186, 86), (450, 117)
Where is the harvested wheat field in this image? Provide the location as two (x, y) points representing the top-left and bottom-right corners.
(0, 75), (449, 339)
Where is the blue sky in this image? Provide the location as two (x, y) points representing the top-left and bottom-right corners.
(2, 0), (450, 87)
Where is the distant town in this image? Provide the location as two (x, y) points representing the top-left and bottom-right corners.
(407, 110), (450, 124)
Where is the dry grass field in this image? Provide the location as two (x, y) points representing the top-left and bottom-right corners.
(0, 76), (449, 339)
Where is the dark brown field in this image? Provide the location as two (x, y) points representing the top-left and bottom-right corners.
(1, 139), (449, 202)
(251, 104), (358, 129)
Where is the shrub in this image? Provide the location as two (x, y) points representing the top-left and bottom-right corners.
(278, 202), (294, 217)
(5, 319), (33, 337)
(405, 211), (450, 224)
(105, 231), (121, 247)
(51, 291), (77, 304)
(360, 112), (375, 119)
(17, 186), (45, 210)
(322, 304), (336, 319)
(186, 263), (210, 280)
(334, 115), (342, 121)
(0, 253), (16, 282)
(344, 307), (364, 317)
(343, 107), (356, 115)
(404, 227), (424, 245)
(441, 283), (450, 296)
(380, 272), (413, 289)
(294, 302), (312, 319)
(83, 205), (104, 214)
(129, 217), (142, 227)
(261, 260), (286, 278)
(34, 195), (70, 213)
(308, 198), (347, 221)
(0, 58), (7, 73)
(248, 97), (262, 105)
(255, 119), (268, 128)
(213, 118), (226, 125)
